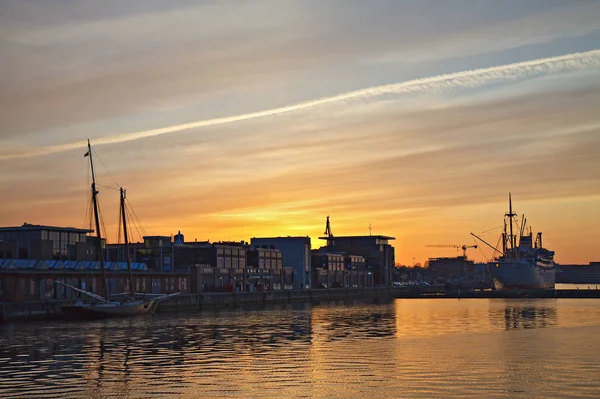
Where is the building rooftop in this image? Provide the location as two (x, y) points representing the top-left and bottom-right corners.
(0, 259), (148, 271)
(318, 235), (395, 240)
(251, 236), (311, 240)
(0, 223), (93, 234)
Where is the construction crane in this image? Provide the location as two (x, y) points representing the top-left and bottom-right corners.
(425, 244), (478, 258)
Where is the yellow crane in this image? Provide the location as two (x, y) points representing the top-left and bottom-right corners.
(425, 244), (478, 258)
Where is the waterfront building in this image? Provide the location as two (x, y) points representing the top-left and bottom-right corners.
(428, 256), (475, 281)
(311, 250), (370, 288)
(247, 246), (283, 270)
(311, 251), (344, 288)
(557, 262), (600, 284)
(312, 251), (345, 271)
(106, 235), (213, 272)
(0, 240), (19, 260)
(318, 235), (395, 286)
(0, 259), (189, 302)
(0, 223), (93, 261)
(107, 234), (293, 292)
(251, 237), (311, 289)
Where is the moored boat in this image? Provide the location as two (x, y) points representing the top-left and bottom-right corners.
(59, 140), (179, 320)
(472, 194), (555, 290)
(59, 285), (179, 320)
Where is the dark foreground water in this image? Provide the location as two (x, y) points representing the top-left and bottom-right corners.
(1, 299), (599, 399)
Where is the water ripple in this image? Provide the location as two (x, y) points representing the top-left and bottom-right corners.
(1, 299), (600, 398)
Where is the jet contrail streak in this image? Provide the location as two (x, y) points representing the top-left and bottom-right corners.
(2, 49), (599, 161)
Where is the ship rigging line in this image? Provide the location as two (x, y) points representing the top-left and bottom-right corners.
(125, 205), (143, 243)
(97, 195), (109, 244)
(86, 145), (148, 243)
(126, 198), (147, 238)
(92, 147), (121, 189)
(83, 192), (93, 232)
(472, 236), (488, 261)
(96, 183), (120, 191)
(473, 216), (504, 234)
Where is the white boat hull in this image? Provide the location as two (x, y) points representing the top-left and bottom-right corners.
(61, 299), (160, 320)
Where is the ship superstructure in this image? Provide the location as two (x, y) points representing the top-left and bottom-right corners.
(473, 194), (555, 290)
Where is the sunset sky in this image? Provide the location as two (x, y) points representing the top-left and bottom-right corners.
(1, 1), (600, 265)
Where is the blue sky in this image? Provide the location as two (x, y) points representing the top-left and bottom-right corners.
(1, 0), (600, 264)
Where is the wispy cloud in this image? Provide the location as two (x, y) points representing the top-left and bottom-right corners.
(2, 49), (599, 161)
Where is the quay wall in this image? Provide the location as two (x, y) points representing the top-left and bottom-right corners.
(0, 287), (396, 323)
(2, 287), (600, 323)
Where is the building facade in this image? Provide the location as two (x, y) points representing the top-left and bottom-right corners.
(318, 235), (395, 286)
(428, 256), (475, 281)
(251, 237), (311, 289)
(0, 223), (93, 261)
(247, 247), (283, 270)
(107, 235), (294, 292)
(311, 250), (369, 288)
(557, 262), (600, 284)
(0, 259), (189, 302)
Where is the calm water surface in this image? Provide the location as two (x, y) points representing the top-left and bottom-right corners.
(1, 299), (599, 399)
(556, 283), (600, 290)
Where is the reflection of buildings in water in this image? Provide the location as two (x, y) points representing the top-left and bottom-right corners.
(311, 303), (396, 343)
(195, 307), (313, 351)
(5, 320), (192, 398)
(491, 300), (562, 397)
(308, 303), (398, 398)
(186, 308), (314, 397)
(503, 306), (557, 330)
(78, 310), (315, 397)
(488, 300), (558, 330)
(0, 310), (318, 398)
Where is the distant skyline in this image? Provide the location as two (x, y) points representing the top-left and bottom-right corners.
(1, 1), (600, 265)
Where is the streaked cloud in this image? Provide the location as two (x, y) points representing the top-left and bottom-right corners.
(2, 49), (599, 161)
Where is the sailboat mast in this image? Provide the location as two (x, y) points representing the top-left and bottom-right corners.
(120, 187), (135, 296)
(88, 140), (110, 300)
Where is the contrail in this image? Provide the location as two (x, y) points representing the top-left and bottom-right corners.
(2, 49), (600, 161)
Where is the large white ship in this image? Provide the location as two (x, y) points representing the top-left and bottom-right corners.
(473, 194), (555, 290)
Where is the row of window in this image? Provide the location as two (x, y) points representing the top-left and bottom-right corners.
(218, 258), (247, 269)
(216, 248), (246, 257)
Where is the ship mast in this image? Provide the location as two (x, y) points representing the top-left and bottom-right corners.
(120, 187), (135, 297)
(505, 193), (516, 257)
(87, 140), (110, 300)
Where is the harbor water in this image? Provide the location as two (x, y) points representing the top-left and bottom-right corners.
(1, 298), (599, 399)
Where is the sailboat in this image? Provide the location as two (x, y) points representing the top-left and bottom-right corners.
(59, 140), (179, 320)
(472, 194), (555, 290)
